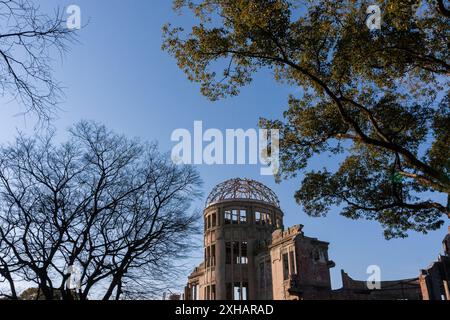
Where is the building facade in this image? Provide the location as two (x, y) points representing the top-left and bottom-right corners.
(419, 226), (450, 300)
(184, 178), (335, 300)
(184, 178), (448, 300)
(331, 270), (421, 300)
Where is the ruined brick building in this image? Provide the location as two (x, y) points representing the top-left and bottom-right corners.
(184, 178), (449, 300)
(419, 226), (450, 300)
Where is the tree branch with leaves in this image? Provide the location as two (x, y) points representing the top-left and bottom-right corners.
(163, 0), (449, 238)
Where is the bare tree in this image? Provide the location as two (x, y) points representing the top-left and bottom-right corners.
(0, 121), (202, 300)
(0, 0), (77, 120)
(0, 228), (19, 299)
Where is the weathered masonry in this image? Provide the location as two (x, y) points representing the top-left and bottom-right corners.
(184, 178), (449, 300)
(184, 178), (334, 300)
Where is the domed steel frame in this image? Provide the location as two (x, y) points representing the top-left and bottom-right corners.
(205, 178), (280, 208)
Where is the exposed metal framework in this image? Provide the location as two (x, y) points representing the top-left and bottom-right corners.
(205, 178), (280, 208)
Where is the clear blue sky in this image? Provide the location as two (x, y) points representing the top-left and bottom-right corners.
(0, 0), (447, 290)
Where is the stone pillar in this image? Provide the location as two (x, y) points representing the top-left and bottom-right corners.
(248, 238), (257, 300)
(215, 229), (226, 299)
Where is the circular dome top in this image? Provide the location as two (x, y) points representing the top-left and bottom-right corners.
(206, 178), (280, 208)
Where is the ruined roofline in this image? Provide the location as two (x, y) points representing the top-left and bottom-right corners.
(340, 269), (420, 287)
(270, 225), (331, 248)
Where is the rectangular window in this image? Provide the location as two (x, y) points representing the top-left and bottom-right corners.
(211, 244), (216, 267)
(283, 253), (289, 280)
(239, 210), (247, 223)
(192, 284), (198, 300)
(211, 284), (216, 300)
(313, 250), (320, 261)
(207, 215), (211, 229)
(255, 211), (261, 224)
(256, 211), (271, 225)
(232, 282), (248, 300)
(233, 241), (240, 264)
(242, 282), (249, 300)
(226, 283), (232, 300)
(205, 247), (210, 267)
(240, 241), (248, 264)
(212, 213), (216, 227)
(229, 241), (249, 265)
(233, 283), (241, 300)
(289, 250), (296, 274)
(224, 210), (231, 224)
(225, 242), (231, 264)
(259, 212), (271, 225)
(232, 209), (238, 224)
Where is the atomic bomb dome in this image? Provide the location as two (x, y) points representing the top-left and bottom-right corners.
(185, 177), (429, 301)
(205, 178), (280, 208)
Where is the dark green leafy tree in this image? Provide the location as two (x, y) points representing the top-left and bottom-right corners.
(163, 0), (449, 238)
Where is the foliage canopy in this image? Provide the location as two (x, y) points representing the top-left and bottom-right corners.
(163, 0), (449, 238)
